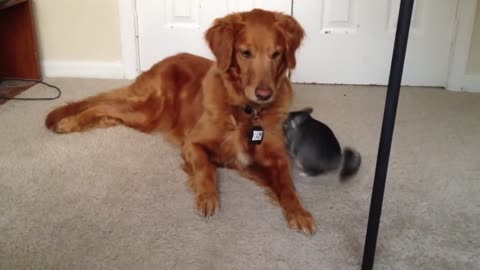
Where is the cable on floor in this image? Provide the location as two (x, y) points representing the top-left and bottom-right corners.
(0, 78), (61, 101)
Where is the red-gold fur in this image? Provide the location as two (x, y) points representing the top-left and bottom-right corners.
(45, 9), (315, 234)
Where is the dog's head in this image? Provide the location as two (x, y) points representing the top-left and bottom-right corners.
(205, 9), (305, 104)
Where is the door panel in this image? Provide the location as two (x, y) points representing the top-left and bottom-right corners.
(292, 0), (458, 86)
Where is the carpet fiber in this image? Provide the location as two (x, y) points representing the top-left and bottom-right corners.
(0, 78), (479, 270)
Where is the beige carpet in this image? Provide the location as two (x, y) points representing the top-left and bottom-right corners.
(0, 78), (479, 270)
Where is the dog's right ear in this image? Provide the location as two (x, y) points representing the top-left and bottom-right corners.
(275, 13), (305, 70)
(205, 14), (242, 72)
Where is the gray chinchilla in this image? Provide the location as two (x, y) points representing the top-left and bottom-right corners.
(283, 107), (361, 180)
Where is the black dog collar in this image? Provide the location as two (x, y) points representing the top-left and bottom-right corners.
(244, 105), (260, 120)
(243, 105), (263, 144)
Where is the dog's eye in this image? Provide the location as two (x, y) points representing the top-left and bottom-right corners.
(241, 50), (252, 58)
(271, 51), (281, 59)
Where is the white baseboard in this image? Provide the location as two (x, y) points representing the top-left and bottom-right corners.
(463, 74), (480, 92)
(41, 60), (125, 79)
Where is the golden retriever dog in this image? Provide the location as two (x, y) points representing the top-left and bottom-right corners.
(45, 9), (315, 234)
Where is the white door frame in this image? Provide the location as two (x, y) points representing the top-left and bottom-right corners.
(118, 0), (478, 91)
(118, 0), (140, 79)
(447, 0), (478, 91)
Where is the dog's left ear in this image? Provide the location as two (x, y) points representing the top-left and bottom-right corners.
(276, 14), (305, 69)
(205, 14), (242, 72)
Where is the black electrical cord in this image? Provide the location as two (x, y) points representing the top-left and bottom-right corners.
(0, 78), (61, 100)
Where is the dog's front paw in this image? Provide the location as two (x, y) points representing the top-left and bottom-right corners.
(195, 192), (219, 217)
(55, 117), (80, 133)
(286, 208), (316, 235)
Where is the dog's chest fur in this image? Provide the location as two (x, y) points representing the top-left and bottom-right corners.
(209, 105), (284, 169)
(213, 110), (258, 168)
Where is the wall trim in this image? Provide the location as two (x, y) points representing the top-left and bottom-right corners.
(447, 0), (478, 91)
(118, 0), (140, 79)
(463, 74), (480, 92)
(42, 61), (125, 79)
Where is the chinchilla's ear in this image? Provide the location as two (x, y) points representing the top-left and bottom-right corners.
(289, 110), (310, 128)
(302, 107), (313, 114)
(290, 106), (313, 115)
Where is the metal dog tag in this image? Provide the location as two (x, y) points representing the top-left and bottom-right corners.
(249, 125), (264, 145)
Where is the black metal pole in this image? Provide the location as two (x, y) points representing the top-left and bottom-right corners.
(361, 0), (415, 269)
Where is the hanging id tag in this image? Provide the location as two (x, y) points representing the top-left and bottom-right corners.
(249, 125), (264, 145)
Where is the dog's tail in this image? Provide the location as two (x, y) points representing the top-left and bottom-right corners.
(339, 147), (361, 180)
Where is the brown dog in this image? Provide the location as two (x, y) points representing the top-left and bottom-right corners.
(45, 9), (315, 234)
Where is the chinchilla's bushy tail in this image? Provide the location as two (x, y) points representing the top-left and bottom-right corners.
(340, 147), (361, 180)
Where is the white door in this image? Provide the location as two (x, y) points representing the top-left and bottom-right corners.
(136, 0), (458, 87)
(292, 0), (459, 86)
(136, 0), (292, 71)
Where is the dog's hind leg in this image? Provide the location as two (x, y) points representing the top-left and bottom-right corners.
(46, 86), (165, 133)
(53, 104), (147, 133)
